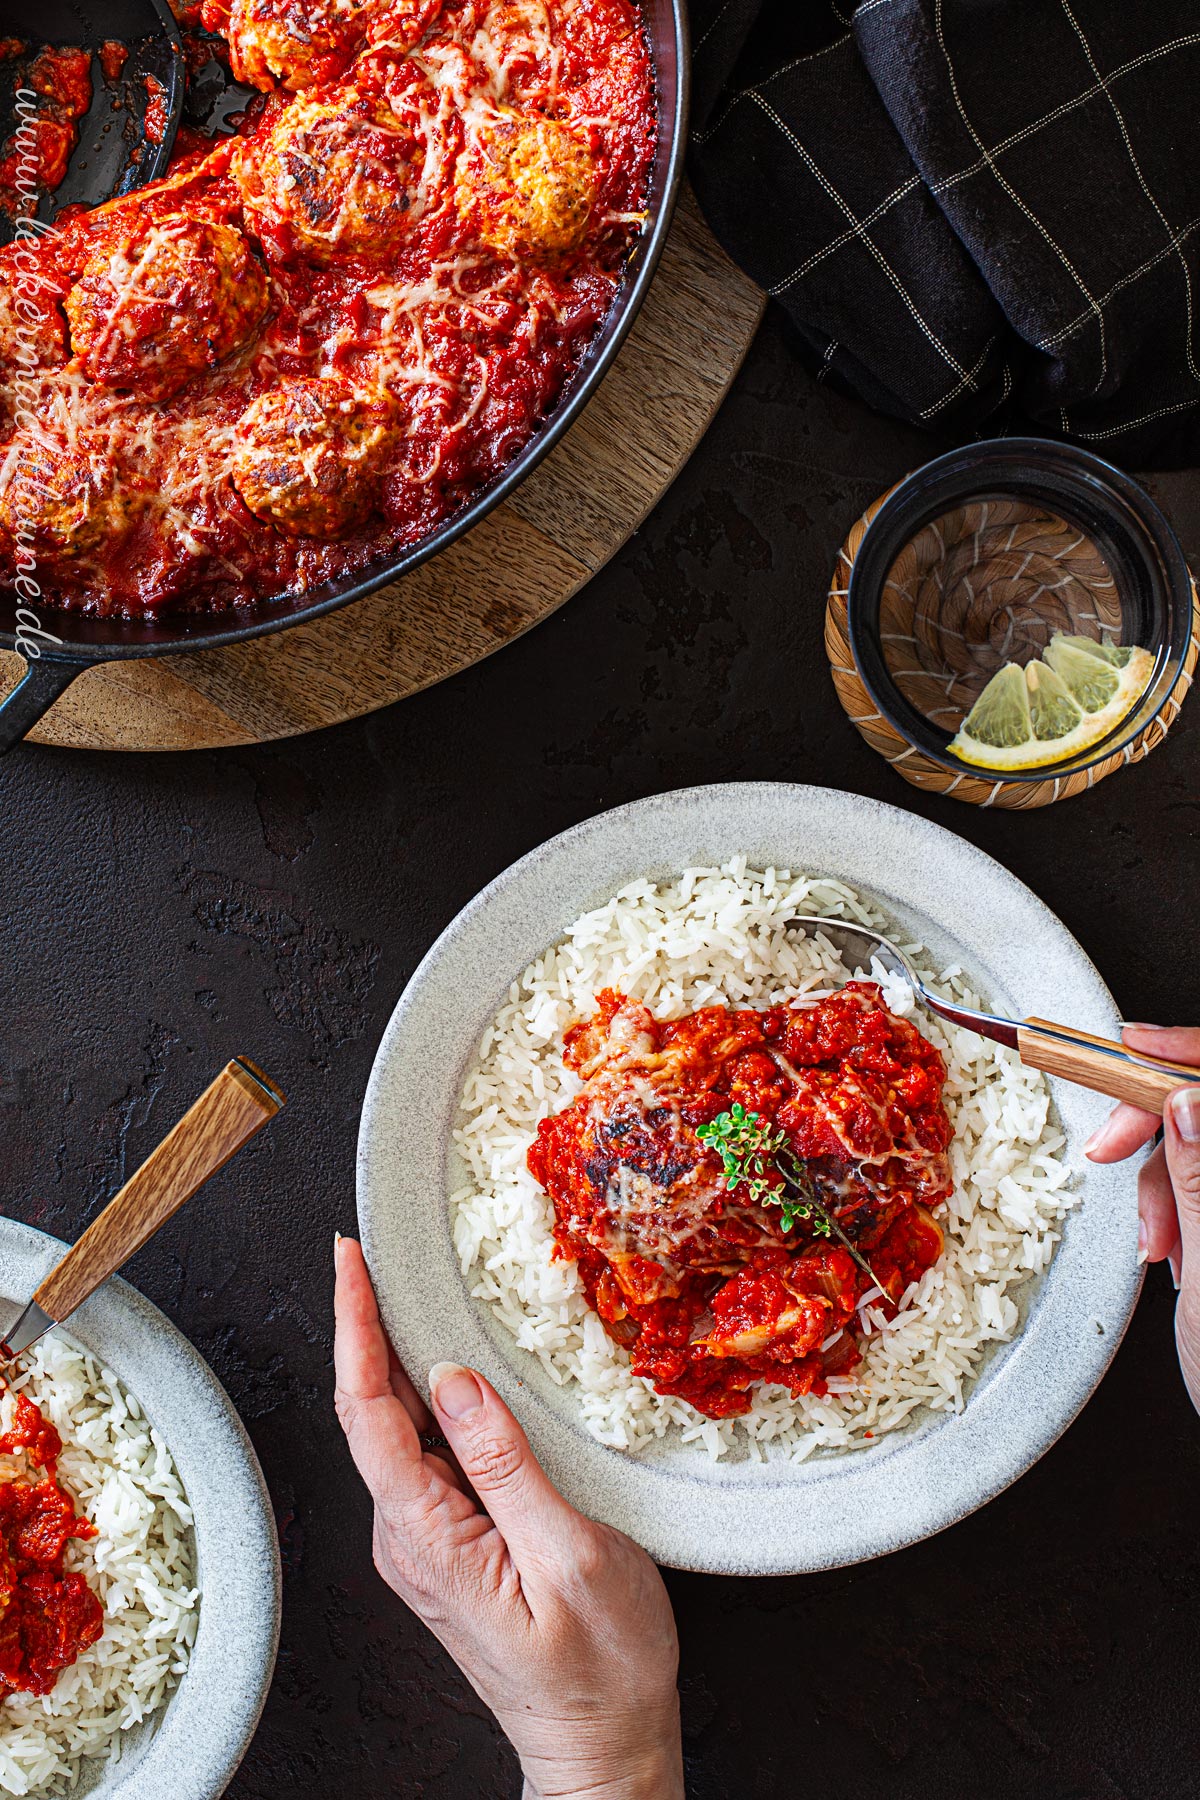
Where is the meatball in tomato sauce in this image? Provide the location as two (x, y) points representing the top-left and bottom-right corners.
(0, 441), (140, 563)
(226, 0), (441, 91)
(232, 379), (398, 537)
(64, 219), (269, 401)
(456, 116), (597, 263)
(236, 86), (439, 261)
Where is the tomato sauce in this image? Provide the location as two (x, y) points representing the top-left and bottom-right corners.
(0, 1), (657, 618)
(0, 44), (94, 218)
(99, 42), (130, 85)
(528, 984), (954, 1419)
(143, 75), (170, 146)
(0, 1390), (104, 1698)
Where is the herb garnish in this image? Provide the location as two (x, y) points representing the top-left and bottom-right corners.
(696, 1103), (884, 1292)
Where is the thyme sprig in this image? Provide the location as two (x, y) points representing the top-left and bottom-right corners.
(695, 1103), (884, 1291)
(696, 1104), (827, 1233)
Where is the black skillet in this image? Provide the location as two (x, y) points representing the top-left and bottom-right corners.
(0, 0), (185, 245)
(0, 0), (688, 752)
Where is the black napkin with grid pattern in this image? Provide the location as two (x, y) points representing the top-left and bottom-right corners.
(688, 0), (1200, 466)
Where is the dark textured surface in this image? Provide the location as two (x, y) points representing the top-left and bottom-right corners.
(1, 306), (1198, 1800)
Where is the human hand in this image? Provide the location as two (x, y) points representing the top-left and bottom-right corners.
(1085, 1025), (1200, 1413)
(332, 1235), (685, 1800)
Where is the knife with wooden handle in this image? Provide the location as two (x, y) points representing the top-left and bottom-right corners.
(1, 1058), (284, 1363)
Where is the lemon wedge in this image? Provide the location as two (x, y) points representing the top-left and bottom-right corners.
(947, 633), (1154, 771)
(1043, 638), (1120, 711)
(1046, 633), (1136, 670)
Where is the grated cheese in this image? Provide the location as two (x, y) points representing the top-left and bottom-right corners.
(0, 0), (649, 611)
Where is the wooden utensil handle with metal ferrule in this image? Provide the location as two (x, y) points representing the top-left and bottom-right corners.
(1017, 1019), (1199, 1114)
(32, 1059), (285, 1324)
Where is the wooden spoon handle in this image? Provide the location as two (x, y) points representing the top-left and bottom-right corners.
(32, 1059), (284, 1324)
(1017, 1018), (1199, 1114)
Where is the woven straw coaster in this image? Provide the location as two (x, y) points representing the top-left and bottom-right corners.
(825, 486), (1199, 811)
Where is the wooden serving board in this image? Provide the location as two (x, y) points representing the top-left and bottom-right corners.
(2, 187), (764, 752)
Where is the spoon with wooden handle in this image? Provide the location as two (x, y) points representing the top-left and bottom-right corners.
(791, 918), (1198, 1115)
(1, 1057), (284, 1363)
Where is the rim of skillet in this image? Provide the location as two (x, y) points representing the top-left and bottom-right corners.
(357, 782), (1145, 1575)
(0, 0), (691, 664)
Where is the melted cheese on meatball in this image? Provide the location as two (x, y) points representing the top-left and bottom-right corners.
(64, 219), (269, 401)
(456, 114), (596, 262)
(0, 282), (66, 426)
(227, 0), (441, 91)
(0, 440), (141, 562)
(235, 87), (443, 261)
(232, 379), (398, 535)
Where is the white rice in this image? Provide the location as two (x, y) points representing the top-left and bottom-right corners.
(0, 1337), (197, 1796)
(452, 860), (1077, 1463)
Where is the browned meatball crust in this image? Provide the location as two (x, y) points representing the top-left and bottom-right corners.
(455, 115), (597, 263)
(227, 0), (441, 92)
(236, 87), (437, 262)
(64, 220), (270, 401)
(231, 379), (398, 536)
(0, 440), (140, 562)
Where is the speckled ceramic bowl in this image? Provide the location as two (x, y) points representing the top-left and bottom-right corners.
(0, 1219), (280, 1798)
(357, 783), (1143, 1574)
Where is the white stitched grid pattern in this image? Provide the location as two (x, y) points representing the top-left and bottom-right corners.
(1060, 0), (1200, 389)
(688, 0), (1200, 457)
(747, 87), (981, 393)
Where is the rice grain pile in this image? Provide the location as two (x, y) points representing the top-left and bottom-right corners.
(452, 861), (1077, 1461)
(0, 1337), (198, 1796)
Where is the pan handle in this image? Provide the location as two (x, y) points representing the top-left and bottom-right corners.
(0, 656), (85, 753)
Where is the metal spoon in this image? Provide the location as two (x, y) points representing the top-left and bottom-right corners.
(1, 0), (184, 245)
(791, 916), (1197, 1115)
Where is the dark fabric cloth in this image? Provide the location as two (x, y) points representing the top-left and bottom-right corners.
(687, 0), (1200, 466)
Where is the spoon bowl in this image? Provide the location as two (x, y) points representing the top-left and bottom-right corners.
(791, 915), (1020, 1044)
(1, 0), (184, 243)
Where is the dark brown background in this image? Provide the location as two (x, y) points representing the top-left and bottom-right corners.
(2, 308), (1197, 1799)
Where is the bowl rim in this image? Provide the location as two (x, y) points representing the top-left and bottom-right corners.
(845, 436), (1195, 783)
(0, 1219), (281, 1800)
(356, 780), (1143, 1575)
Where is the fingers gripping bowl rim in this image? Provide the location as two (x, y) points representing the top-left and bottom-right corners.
(356, 782), (1143, 1575)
